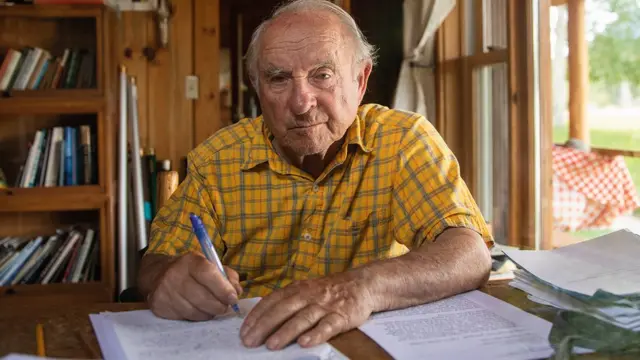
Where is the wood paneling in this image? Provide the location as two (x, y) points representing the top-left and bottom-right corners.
(194, 0), (224, 144)
(116, 0), (222, 181)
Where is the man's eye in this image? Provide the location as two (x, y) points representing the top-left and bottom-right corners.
(269, 76), (287, 84)
(316, 73), (331, 80)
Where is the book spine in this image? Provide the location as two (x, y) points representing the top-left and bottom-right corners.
(21, 130), (44, 188)
(5, 48), (28, 91)
(0, 49), (22, 91)
(13, 47), (43, 91)
(44, 127), (63, 187)
(34, 129), (51, 187)
(71, 127), (77, 185)
(64, 127), (73, 186)
(80, 125), (92, 185)
(63, 49), (80, 89)
(70, 229), (94, 283)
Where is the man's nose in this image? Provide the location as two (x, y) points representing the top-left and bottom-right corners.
(289, 78), (316, 115)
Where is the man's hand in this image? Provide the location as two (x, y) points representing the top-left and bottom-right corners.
(146, 252), (243, 321)
(239, 272), (375, 350)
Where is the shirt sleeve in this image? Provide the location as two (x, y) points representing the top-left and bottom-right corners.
(391, 115), (494, 249)
(145, 152), (226, 258)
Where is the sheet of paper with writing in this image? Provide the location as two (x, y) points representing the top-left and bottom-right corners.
(358, 290), (555, 360)
(89, 297), (347, 360)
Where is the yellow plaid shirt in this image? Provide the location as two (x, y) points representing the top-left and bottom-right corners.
(147, 104), (493, 298)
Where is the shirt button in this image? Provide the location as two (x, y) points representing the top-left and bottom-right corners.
(302, 232), (312, 241)
(312, 184), (319, 192)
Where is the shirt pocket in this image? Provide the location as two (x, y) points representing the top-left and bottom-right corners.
(327, 209), (394, 267)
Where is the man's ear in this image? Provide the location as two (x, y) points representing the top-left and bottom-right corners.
(357, 60), (373, 103)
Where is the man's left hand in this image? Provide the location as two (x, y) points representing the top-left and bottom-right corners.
(239, 272), (375, 350)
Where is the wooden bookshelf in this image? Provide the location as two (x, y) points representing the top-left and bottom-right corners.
(0, 186), (107, 212)
(0, 94), (105, 114)
(0, 4), (118, 305)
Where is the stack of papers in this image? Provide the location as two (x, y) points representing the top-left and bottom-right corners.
(359, 290), (561, 360)
(89, 297), (347, 360)
(504, 229), (640, 332)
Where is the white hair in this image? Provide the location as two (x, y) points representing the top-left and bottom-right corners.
(245, 0), (377, 88)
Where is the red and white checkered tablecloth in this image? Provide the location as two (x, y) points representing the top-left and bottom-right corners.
(553, 145), (640, 231)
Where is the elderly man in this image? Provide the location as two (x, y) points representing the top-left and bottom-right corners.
(138, 0), (493, 352)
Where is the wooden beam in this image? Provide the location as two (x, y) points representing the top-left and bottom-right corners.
(591, 147), (640, 158)
(551, 0), (568, 6)
(508, 0), (527, 248)
(568, 0), (589, 145)
(436, 5), (466, 182)
(466, 49), (508, 68)
(539, 0), (554, 250)
(474, 0), (485, 54)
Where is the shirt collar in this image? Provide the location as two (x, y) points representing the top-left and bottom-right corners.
(241, 113), (372, 171)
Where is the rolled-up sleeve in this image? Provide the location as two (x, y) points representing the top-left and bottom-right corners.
(391, 116), (494, 249)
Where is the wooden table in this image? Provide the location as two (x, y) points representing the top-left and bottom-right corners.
(0, 281), (636, 359)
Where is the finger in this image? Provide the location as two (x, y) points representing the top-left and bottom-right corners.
(232, 282), (243, 297)
(148, 290), (182, 320)
(298, 313), (349, 348)
(150, 304), (182, 320)
(183, 279), (229, 316)
(241, 289), (287, 333)
(241, 295), (308, 348)
(189, 257), (239, 305)
(224, 265), (239, 283)
(224, 266), (244, 296)
(170, 289), (213, 321)
(265, 305), (327, 350)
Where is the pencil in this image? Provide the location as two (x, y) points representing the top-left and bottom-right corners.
(36, 323), (46, 357)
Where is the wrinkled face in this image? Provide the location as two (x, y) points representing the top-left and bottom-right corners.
(256, 12), (370, 156)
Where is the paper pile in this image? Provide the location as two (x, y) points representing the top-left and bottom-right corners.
(503, 229), (640, 332)
(89, 297), (347, 360)
(358, 290), (560, 360)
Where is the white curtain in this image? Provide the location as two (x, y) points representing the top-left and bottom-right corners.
(392, 0), (456, 123)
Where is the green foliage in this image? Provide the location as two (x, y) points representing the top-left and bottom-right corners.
(589, 0), (640, 86)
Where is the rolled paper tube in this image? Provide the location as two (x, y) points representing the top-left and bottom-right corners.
(157, 170), (179, 210)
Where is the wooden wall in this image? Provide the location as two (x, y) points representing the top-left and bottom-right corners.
(117, 0), (225, 180)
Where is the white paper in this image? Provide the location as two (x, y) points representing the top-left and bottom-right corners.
(510, 270), (640, 331)
(503, 229), (640, 296)
(90, 297), (347, 360)
(359, 290), (556, 360)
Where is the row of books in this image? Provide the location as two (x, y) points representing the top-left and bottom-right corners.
(16, 125), (97, 188)
(0, 46), (95, 92)
(0, 226), (99, 286)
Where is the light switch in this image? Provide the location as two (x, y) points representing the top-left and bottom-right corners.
(185, 75), (199, 99)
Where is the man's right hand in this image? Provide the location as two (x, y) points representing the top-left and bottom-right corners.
(144, 252), (243, 321)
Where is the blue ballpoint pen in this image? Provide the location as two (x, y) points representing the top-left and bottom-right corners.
(189, 212), (242, 316)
